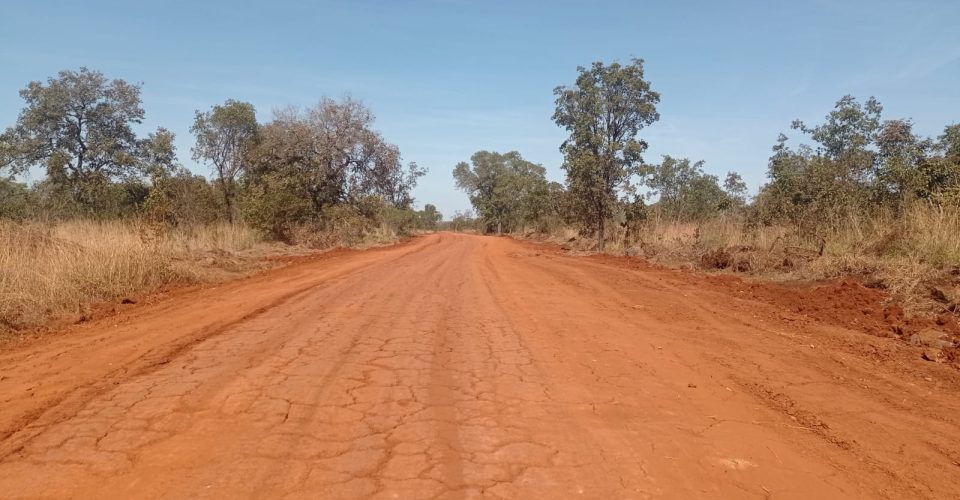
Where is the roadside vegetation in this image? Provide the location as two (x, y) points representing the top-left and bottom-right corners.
(0, 68), (442, 333)
(451, 59), (960, 314)
(3, 61), (959, 334)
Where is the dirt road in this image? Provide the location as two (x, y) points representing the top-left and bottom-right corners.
(2, 233), (959, 499)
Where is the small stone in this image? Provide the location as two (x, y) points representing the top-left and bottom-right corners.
(687, 383), (697, 389)
(922, 348), (944, 363)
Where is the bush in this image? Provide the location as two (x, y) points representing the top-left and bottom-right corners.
(0, 179), (31, 220)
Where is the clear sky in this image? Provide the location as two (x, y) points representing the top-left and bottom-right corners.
(2, 0), (959, 217)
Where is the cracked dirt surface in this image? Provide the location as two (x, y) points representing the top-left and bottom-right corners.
(2, 232), (960, 499)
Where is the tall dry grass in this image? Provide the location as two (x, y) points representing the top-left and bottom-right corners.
(0, 220), (262, 332)
(618, 203), (960, 310)
(524, 203), (959, 311)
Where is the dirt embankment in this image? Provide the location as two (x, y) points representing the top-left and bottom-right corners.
(2, 233), (959, 498)
(577, 246), (960, 369)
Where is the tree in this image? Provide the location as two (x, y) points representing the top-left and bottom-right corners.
(873, 119), (932, 207)
(647, 156), (732, 220)
(0, 130), (20, 178)
(248, 98), (422, 215)
(922, 124), (960, 202)
(723, 171), (748, 206)
(0, 178), (32, 220)
(138, 127), (179, 178)
(417, 204), (442, 230)
(138, 129), (222, 226)
(941, 124), (960, 164)
(792, 95), (882, 186)
(191, 99), (258, 222)
(0, 67), (145, 212)
(453, 150), (549, 234)
(553, 59), (660, 250)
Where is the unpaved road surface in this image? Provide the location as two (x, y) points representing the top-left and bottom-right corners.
(2, 233), (960, 499)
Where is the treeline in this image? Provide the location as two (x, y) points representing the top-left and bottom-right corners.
(0, 67), (442, 244)
(754, 96), (960, 231)
(453, 59), (960, 252)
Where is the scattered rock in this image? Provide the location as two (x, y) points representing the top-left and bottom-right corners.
(687, 383), (697, 389)
(922, 348), (944, 363)
(910, 329), (955, 349)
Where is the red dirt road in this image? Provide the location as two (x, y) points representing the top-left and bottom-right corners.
(2, 233), (959, 499)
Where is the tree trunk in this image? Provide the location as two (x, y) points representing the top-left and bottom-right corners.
(597, 217), (605, 252)
(222, 180), (236, 224)
(497, 221), (502, 236)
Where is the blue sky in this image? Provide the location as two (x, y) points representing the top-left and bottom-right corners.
(2, 0), (959, 217)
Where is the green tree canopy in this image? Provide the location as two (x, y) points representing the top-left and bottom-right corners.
(553, 59), (660, 250)
(453, 150), (549, 234)
(0, 67), (149, 211)
(418, 204), (442, 230)
(647, 156), (733, 221)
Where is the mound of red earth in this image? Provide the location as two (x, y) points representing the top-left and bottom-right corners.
(583, 247), (960, 366)
(710, 277), (960, 364)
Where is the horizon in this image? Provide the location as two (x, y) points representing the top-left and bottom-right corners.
(2, 0), (959, 218)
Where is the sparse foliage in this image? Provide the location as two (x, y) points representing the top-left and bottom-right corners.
(243, 98), (424, 240)
(191, 99), (258, 222)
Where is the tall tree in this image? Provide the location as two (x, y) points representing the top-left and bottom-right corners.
(191, 99), (258, 222)
(0, 67), (145, 211)
(792, 95), (882, 184)
(553, 59), (660, 250)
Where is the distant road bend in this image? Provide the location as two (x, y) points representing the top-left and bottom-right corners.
(1, 233), (959, 498)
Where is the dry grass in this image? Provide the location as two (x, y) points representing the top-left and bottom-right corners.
(0, 216), (412, 334)
(0, 220), (263, 332)
(532, 203), (960, 312)
(634, 205), (960, 311)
